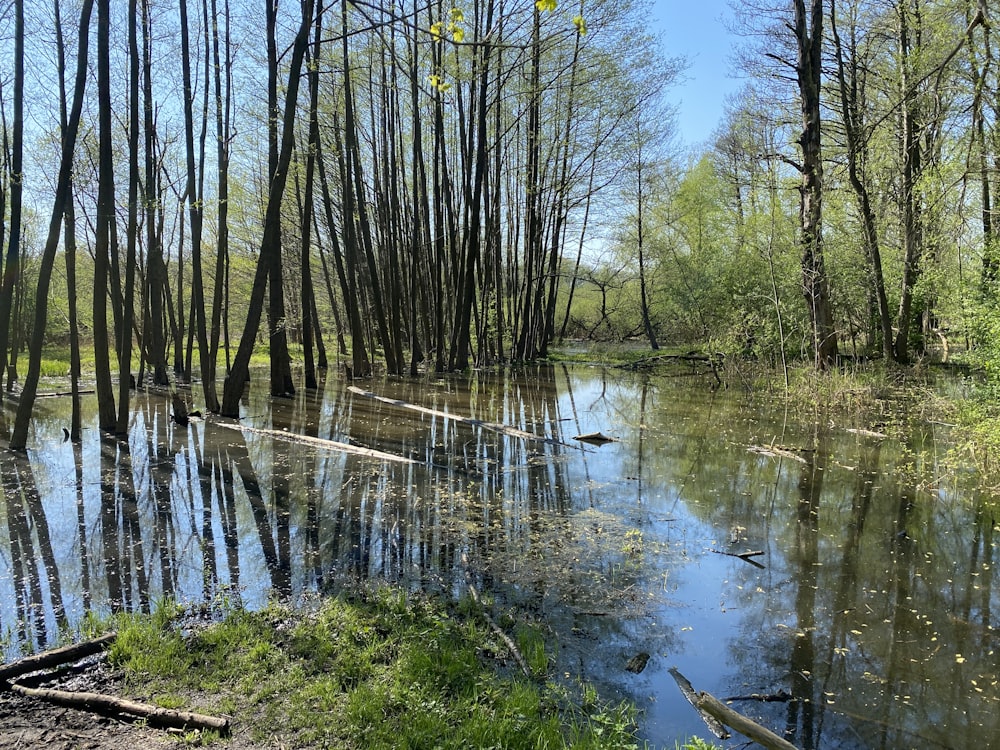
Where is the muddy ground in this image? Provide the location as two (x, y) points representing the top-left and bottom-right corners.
(0, 658), (259, 750)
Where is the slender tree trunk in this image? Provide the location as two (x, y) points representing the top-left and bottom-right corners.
(299, 2), (323, 390)
(830, 0), (893, 360)
(93, 0), (117, 430)
(142, 0), (169, 385)
(220, 0), (314, 417)
(10, 0), (95, 450)
(179, 0), (218, 410)
(207, 0), (231, 398)
(893, 0), (922, 363)
(116, 0), (141, 435)
(0, 0), (24, 394)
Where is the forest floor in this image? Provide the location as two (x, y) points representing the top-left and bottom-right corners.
(0, 592), (643, 750)
(0, 658), (262, 750)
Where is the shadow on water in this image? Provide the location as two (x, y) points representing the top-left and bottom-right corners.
(0, 364), (998, 749)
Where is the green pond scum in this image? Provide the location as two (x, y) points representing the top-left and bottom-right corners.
(104, 588), (652, 749)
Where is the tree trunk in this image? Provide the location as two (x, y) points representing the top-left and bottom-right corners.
(0, 0), (24, 394)
(179, 0), (218, 411)
(220, 0), (314, 417)
(9, 0), (95, 450)
(794, 0), (838, 367)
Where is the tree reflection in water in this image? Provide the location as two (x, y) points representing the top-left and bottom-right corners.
(0, 366), (998, 749)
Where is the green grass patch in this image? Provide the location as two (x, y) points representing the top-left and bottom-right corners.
(108, 589), (645, 749)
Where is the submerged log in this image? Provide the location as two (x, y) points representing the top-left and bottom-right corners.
(347, 385), (571, 447)
(668, 667), (801, 750)
(8, 682), (230, 734)
(0, 633), (117, 682)
(710, 548), (766, 569)
(667, 667), (729, 740)
(216, 422), (416, 464)
(573, 431), (617, 445)
(695, 692), (800, 750)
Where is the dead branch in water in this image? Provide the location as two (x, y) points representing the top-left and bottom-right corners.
(668, 667), (801, 750)
(667, 668), (729, 739)
(348, 385), (573, 448)
(216, 421), (416, 464)
(461, 554), (533, 679)
(709, 548), (766, 569)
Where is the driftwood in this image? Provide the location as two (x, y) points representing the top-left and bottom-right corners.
(0, 633), (118, 682)
(695, 692), (800, 750)
(217, 422), (416, 464)
(845, 428), (888, 439)
(8, 682), (230, 734)
(668, 668), (729, 739)
(348, 385), (568, 447)
(669, 667), (801, 750)
(723, 689), (792, 703)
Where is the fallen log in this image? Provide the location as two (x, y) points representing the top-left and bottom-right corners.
(695, 691), (800, 750)
(8, 682), (229, 734)
(667, 668), (729, 740)
(0, 633), (117, 682)
(216, 422), (416, 464)
(348, 385), (570, 447)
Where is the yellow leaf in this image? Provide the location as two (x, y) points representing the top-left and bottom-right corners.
(430, 21), (444, 40)
(535, 0), (556, 11)
(572, 15), (587, 34)
(450, 7), (464, 22)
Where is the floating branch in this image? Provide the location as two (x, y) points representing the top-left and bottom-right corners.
(748, 445), (808, 464)
(668, 667), (729, 740)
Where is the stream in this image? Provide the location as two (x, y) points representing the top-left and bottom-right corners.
(0, 363), (996, 749)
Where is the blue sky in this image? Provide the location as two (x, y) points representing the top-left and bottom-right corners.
(649, 0), (742, 149)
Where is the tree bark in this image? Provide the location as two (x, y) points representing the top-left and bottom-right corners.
(9, 0), (95, 450)
(220, 0), (314, 417)
(794, 0), (838, 367)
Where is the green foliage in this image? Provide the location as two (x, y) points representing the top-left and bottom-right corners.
(109, 591), (645, 749)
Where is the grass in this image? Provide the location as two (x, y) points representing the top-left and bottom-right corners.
(106, 589), (646, 749)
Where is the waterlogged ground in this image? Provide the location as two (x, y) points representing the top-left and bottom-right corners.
(0, 364), (997, 749)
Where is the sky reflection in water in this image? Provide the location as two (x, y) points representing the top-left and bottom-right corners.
(0, 365), (996, 749)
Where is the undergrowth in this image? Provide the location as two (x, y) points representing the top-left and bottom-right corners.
(107, 589), (645, 749)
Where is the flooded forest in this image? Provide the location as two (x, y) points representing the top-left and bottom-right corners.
(2, 0), (1000, 748)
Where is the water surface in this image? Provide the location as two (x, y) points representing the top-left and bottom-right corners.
(0, 365), (996, 749)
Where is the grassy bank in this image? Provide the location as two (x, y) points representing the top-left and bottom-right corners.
(104, 589), (650, 749)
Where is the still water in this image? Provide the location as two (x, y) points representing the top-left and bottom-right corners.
(0, 364), (997, 749)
